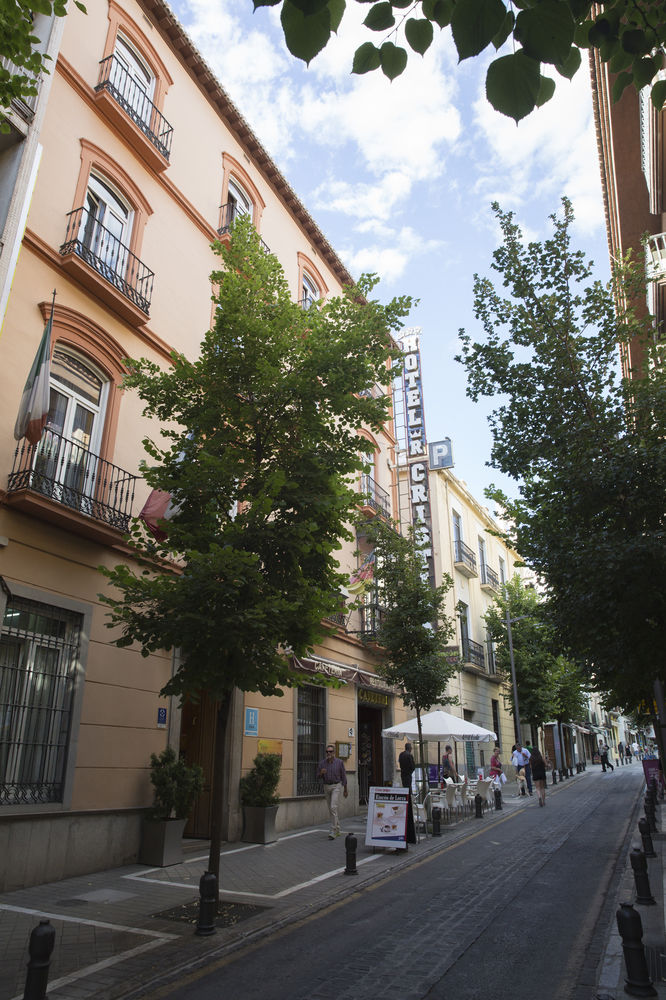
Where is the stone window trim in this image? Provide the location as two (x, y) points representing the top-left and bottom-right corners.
(220, 153), (265, 231)
(297, 252), (328, 303)
(102, 0), (173, 112)
(38, 300), (127, 472)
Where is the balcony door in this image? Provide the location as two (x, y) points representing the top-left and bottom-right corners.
(111, 34), (155, 127)
(80, 173), (132, 281)
(37, 349), (108, 509)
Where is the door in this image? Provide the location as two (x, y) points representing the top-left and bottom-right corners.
(80, 174), (132, 279)
(111, 34), (155, 127)
(358, 703), (384, 804)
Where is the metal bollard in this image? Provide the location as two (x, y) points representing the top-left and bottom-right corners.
(195, 870), (218, 936)
(630, 848), (656, 905)
(494, 786), (503, 810)
(432, 806), (442, 837)
(616, 901), (657, 997)
(344, 833), (358, 875)
(638, 818), (656, 858)
(552, 769), (558, 785)
(644, 795), (657, 833)
(23, 919), (55, 1000)
(474, 793), (483, 819)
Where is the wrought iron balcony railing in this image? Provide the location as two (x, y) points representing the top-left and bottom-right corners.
(60, 206), (154, 315)
(96, 54), (173, 161)
(480, 564), (500, 591)
(360, 602), (384, 640)
(462, 636), (485, 669)
(8, 428), (139, 533)
(453, 539), (477, 575)
(359, 474), (391, 518)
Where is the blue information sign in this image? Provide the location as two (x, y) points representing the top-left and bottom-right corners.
(157, 707), (167, 729)
(244, 707), (259, 736)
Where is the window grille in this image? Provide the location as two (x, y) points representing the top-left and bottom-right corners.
(0, 596), (82, 805)
(297, 685), (325, 796)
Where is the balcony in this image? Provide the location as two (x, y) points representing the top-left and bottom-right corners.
(453, 539), (477, 577)
(0, 57), (38, 147)
(359, 474), (391, 518)
(462, 637), (485, 670)
(7, 429), (139, 543)
(94, 55), (173, 171)
(480, 564), (500, 594)
(59, 207), (154, 324)
(360, 602), (384, 640)
(647, 232), (666, 282)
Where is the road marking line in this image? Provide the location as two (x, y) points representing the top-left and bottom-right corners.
(0, 903), (177, 937)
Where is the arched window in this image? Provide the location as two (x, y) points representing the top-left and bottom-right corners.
(219, 177), (252, 234)
(297, 252), (328, 310)
(110, 33), (155, 126)
(301, 271), (319, 310)
(80, 173), (133, 280)
(47, 347), (109, 459)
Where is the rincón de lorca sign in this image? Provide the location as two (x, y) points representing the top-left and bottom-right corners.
(401, 329), (436, 591)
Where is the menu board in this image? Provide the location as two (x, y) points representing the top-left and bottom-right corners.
(365, 786), (410, 847)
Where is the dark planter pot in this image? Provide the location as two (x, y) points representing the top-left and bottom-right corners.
(140, 818), (187, 866)
(242, 805), (279, 844)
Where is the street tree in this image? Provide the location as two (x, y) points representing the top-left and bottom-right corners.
(484, 577), (557, 736)
(100, 215), (412, 886)
(361, 517), (458, 790)
(0, 1), (85, 120)
(457, 198), (666, 712)
(256, 0), (666, 121)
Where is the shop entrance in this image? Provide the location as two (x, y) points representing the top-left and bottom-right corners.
(358, 702), (385, 804)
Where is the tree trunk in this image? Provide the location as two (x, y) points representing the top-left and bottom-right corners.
(208, 690), (232, 886)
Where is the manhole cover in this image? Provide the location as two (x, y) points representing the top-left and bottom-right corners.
(153, 899), (267, 929)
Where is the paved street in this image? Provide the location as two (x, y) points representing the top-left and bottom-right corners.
(148, 766), (644, 1000)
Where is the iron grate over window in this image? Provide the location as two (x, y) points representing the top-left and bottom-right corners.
(0, 596), (82, 806)
(297, 685), (326, 796)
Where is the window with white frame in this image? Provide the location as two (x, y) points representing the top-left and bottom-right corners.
(110, 33), (155, 126)
(0, 596), (82, 805)
(301, 272), (319, 310)
(79, 173), (133, 280)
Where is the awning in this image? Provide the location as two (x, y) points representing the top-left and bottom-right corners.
(292, 656), (396, 695)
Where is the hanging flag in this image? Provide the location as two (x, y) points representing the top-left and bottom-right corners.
(138, 488), (179, 542)
(347, 551), (375, 595)
(14, 293), (55, 445)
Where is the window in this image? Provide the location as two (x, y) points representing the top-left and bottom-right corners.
(0, 595), (82, 805)
(80, 173), (132, 283)
(94, 2), (174, 166)
(219, 177), (252, 235)
(301, 272), (319, 310)
(297, 685), (326, 795)
(452, 510), (462, 544)
(219, 154), (265, 237)
(478, 537), (487, 575)
(459, 601), (469, 645)
(498, 556), (506, 585)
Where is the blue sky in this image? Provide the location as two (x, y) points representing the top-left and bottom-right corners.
(169, 0), (610, 505)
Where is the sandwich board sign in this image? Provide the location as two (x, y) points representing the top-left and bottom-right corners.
(365, 786), (409, 847)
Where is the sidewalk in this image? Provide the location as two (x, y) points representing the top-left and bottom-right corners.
(0, 769), (647, 1000)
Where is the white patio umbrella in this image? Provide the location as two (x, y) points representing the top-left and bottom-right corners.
(382, 709), (497, 743)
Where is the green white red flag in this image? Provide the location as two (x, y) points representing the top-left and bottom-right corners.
(14, 300), (54, 445)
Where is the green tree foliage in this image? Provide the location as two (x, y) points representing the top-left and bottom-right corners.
(100, 216), (412, 878)
(361, 518), (459, 782)
(257, 0), (666, 121)
(457, 198), (666, 711)
(484, 577), (557, 730)
(0, 1), (85, 118)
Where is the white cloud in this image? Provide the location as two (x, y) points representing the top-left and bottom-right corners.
(340, 226), (444, 282)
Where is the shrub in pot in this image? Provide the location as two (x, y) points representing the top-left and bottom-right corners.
(140, 745), (204, 866)
(240, 753), (281, 844)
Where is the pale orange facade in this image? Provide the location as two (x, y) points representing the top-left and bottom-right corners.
(0, 0), (411, 889)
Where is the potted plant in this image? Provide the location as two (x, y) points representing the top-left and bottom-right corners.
(139, 745), (204, 866)
(240, 753), (281, 844)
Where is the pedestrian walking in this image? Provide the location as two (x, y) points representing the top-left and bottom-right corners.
(511, 742), (533, 794)
(632, 740), (641, 760)
(625, 743), (633, 763)
(530, 747), (547, 806)
(441, 745), (460, 784)
(599, 742), (614, 772)
(318, 743), (348, 839)
(618, 741), (625, 765)
(489, 746), (503, 781)
(398, 742), (416, 789)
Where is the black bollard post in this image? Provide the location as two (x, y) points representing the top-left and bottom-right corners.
(559, 768), (566, 781)
(474, 793), (483, 819)
(23, 920), (55, 1000)
(494, 786), (503, 810)
(552, 769), (558, 785)
(431, 806), (441, 837)
(616, 901), (657, 997)
(644, 795), (657, 833)
(195, 870), (218, 936)
(638, 818), (656, 858)
(630, 848), (656, 905)
(344, 833), (358, 875)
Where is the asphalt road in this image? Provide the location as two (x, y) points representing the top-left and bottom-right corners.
(151, 766), (643, 1000)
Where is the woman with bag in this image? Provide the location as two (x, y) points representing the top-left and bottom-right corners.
(489, 746), (505, 784)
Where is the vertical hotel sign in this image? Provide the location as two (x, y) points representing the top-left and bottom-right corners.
(401, 330), (436, 590)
